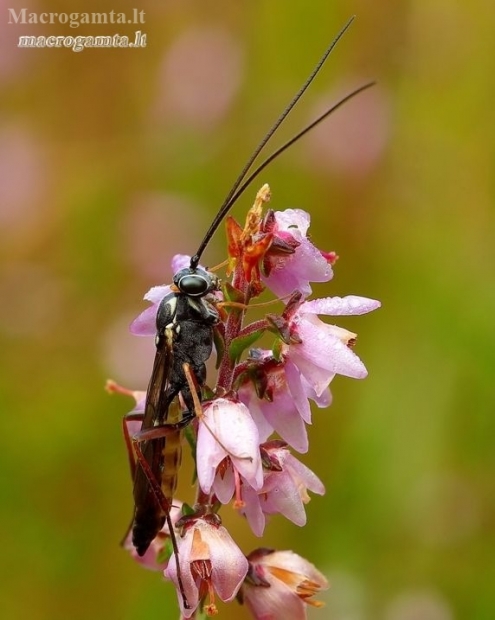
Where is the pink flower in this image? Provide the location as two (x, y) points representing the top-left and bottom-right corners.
(238, 353), (319, 454)
(166, 514), (249, 618)
(241, 548), (329, 620)
(262, 209), (334, 298)
(196, 397), (263, 499)
(236, 342), (335, 453)
(130, 284), (171, 336)
(170, 254), (192, 273)
(285, 295), (381, 396)
(240, 442), (325, 536)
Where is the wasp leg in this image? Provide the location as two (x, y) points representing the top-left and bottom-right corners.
(122, 411), (195, 485)
(182, 363), (253, 463)
(121, 413), (192, 546)
(130, 413), (196, 524)
(123, 411), (195, 609)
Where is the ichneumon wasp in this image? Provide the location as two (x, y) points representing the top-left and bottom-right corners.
(122, 15), (375, 610)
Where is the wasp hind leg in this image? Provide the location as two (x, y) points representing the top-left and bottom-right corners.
(124, 413), (193, 610)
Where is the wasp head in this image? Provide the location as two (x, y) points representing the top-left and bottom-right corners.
(173, 268), (219, 298)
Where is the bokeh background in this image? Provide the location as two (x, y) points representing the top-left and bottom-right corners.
(1, 1), (494, 619)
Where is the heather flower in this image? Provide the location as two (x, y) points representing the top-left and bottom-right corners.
(130, 284), (171, 336)
(240, 548), (329, 620)
(262, 208), (334, 298)
(285, 294), (381, 396)
(166, 514), (249, 618)
(196, 397), (264, 499)
(240, 442), (325, 536)
(170, 254), (192, 273)
(237, 353), (313, 454)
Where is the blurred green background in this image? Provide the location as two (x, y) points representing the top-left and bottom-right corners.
(1, 1), (494, 619)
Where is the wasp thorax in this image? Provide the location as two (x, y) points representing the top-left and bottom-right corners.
(174, 267), (217, 297)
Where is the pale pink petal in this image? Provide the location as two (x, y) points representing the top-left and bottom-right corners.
(196, 426), (224, 494)
(302, 376), (333, 408)
(274, 209), (311, 236)
(144, 284), (171, 303)
(197, 399), (263, 493)
(313, 386), (332, 407)
(122, 531), (167, 572)
(212, 465), (235, 504)
(301, 295), (381, 316)
(292, 339), (367, 380)
(129, 304), (159, 336)
(207, 526), (249, 601)
(260, 395), (309, 454)
(285, 453), (325, 496)
(238, 363), (309, 453)
(294, 316), (368, 379)
(285, 360), (312, 424)
(263, 208), (333, 297)
(241, 485), (266, 537)
(262, 471), (307, 526)
(286, 350), (335, 397)
(166, 531), (200, 618)
(238, 385), (274, 443)
(263, 237), (332, 298)
(245, 583), (307, 620)
(129, 285), (172, 336)
(171, 254), (191, 272)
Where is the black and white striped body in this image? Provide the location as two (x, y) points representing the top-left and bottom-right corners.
(131, 267), (219, 556)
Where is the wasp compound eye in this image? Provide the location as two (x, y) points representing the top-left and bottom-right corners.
(174, 268), (214, 297)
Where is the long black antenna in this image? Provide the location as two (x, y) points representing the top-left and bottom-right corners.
(190, 16), (357, 269)
(225, 81), (375, 210)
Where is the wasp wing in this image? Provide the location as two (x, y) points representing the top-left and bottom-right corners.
(132, 328), (178, 555)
